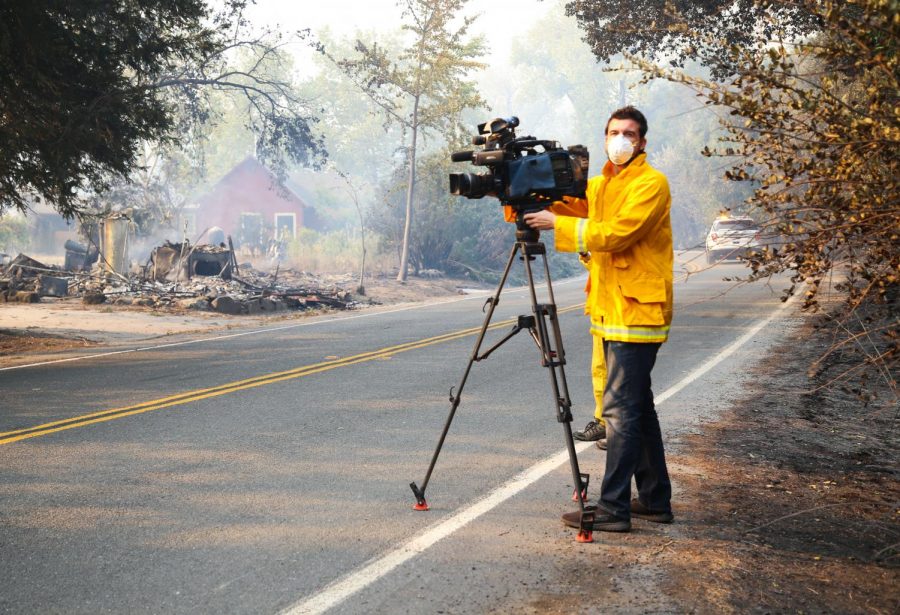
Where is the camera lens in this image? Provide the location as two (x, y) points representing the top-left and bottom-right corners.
(449, 172), (495, 198)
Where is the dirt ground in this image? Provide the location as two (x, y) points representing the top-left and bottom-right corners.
(543, 314), (898, 614)
(661, 321), (897, 614)
(0, 327), (95, 358)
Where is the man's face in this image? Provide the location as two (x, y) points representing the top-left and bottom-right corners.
(605, 118), (646, 154)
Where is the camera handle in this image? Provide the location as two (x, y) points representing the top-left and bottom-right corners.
(409, 233), (594, 543)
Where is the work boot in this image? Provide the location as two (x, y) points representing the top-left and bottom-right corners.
(630, 499), (674, 524)
(561, 506), (630, 532)
(573, 419), (606, 441)
(595, 438), (608, 451)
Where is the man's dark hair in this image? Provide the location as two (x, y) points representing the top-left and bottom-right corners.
(605, 106), (648, 138)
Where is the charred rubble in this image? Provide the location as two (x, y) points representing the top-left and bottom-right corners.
(0, 241), (361, 314)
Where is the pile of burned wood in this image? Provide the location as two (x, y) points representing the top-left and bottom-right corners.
(0, 254), (70, 303)
(0, 246), (361, 314)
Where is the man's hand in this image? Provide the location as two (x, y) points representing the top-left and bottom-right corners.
(523, 210), (556, 230)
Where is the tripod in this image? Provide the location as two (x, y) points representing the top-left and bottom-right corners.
(409, 219), (595, 543)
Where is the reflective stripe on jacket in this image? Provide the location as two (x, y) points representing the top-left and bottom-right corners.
(552, 153), (674, 343)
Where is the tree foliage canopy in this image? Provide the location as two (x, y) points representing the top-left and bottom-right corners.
(565, 0), (816, 77)
(331, 0), (486, 143)
(0, 0), (325, 219)
(603, 0), (898, 392)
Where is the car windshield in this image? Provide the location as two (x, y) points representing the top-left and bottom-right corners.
(715, 220), (757, 231)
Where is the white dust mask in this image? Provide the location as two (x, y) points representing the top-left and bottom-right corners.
(607, 134), (636, 166)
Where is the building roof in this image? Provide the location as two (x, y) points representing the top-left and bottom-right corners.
(195, 157), (309, 212)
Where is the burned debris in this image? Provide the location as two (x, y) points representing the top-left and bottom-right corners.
(63, 239), (98, 272)
(1, 254), (61, 303)
(0, 240), (361, 314)
(2, 194), (362, 313)
(149, 241), (234, 282)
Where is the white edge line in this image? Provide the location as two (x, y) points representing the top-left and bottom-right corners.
(655, 293), (798, 406)
(282, 446), (591, 615)
(1, 277), (585, 372)
(281, 295), (798, 615)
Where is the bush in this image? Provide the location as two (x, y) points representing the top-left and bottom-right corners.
(0, 214), (30, 255)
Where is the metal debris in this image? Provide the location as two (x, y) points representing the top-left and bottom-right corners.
(1, 254), (67, 302)
(0, 244), (363, 313)
(149, 240), (234, 282)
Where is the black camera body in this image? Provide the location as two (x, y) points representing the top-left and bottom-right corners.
(449, 117), (589, 214)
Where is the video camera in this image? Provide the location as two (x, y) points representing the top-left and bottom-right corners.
(412, 117), (594, 527)
(449, 117), (589, 214)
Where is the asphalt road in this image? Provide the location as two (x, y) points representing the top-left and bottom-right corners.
(0, 252), (799, 614)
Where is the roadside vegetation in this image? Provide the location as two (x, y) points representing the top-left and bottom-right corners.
(0, 215), (29, 256)
(569, 0), (897, 397)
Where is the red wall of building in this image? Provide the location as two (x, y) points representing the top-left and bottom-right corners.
(194, 158), (307, 238)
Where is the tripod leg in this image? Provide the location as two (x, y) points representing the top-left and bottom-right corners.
(521, 242), (593, 542)
(534, 252), (592, 510)
(410, 241), (520, 510)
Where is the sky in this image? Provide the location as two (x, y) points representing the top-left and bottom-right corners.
(239, 0), (616, 172)
(244, 0), (556, 69)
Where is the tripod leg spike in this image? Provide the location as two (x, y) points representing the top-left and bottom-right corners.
(572, 472), (590, 501)
(576, 530), (594, 543)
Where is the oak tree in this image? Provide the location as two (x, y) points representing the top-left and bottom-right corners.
(565, 0), (816, 77)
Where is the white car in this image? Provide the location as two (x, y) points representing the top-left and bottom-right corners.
(705, 217), (762, 264)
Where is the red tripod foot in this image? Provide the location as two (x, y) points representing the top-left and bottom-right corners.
(571, 472), (590, 501)
(410, 482), (429, 510)
(576, 507), (595, 543)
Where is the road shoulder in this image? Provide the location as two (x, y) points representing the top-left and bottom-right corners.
(523, 307), (898, 613)
(656, 311), (898, 612)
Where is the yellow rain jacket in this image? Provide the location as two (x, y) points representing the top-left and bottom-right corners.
(551, 153), (673, 343)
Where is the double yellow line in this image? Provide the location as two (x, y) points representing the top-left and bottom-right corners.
(1, 304), (584, 446)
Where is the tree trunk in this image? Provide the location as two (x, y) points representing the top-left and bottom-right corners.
(396, 95), (420, 283)
(357, 225), (367, 295)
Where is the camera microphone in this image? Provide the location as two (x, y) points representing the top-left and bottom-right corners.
(451, 150), (474, 162)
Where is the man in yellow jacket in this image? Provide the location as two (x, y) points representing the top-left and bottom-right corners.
(524, 106), (674, 532)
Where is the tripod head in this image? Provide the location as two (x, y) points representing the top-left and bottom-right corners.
(514, 212), (540, 243)
(511, 202), (548, 244)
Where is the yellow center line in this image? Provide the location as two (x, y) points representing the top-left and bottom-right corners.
(1, 304), (584, 445)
